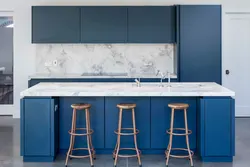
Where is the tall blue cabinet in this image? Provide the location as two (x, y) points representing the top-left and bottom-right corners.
(177, 5), (222, 84)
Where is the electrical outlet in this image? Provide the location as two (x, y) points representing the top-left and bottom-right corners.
(53, 60), (58, 66)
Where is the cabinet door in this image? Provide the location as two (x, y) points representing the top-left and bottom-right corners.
(128, 6), (176, 43)
(200, 98), (234, 157)
(105, 97), (150, 149)
(151, 97), (197, 149)
(59, 97), (105, 149)
(178, 5), (221, 84)
(22, 98), (54, 156)
(81, 6), (127, 43)
(32, 6), (81, 43)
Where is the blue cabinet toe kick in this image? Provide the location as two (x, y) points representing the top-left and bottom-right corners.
(201, 156), (233, 162)
(20, 96), (235, 163)
(23, 156), (55, 162)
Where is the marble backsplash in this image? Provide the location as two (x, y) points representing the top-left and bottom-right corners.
(36, 44), (175, 78)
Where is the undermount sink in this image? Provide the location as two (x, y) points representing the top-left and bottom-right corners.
(131, 83), (208, 88)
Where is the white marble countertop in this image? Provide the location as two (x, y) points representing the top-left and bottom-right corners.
(28, 73), (178, 79)
(20, 82), (235, 97)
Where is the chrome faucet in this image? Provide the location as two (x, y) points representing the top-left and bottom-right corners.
(156, 70), (172, 87)
(134, 78), (141, 87)
(156, 70), (166, 87)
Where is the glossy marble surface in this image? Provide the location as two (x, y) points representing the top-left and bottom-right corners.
(0, 117), (249, 167)
(20, 82), (235, 97)
(36, 44), (175, 78)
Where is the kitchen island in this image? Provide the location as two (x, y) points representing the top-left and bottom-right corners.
(20, 82), (235, 162)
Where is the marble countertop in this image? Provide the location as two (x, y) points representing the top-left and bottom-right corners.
(28, 73), (178, 79)
(20, 82), (235, 97)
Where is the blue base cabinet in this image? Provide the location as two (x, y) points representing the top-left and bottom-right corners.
(150, 97), (197, 150)
(198, 97), (235, 162)
(20, 96), (235, 162)
(20, 97), (59, 162)
(105, 97), (151, 149)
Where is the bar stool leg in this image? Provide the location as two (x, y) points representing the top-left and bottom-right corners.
(65, 109), (77, 167)
(184, 109), (194, 167)
(70, 109), (77, 158)
(86, 109), (94, 167)
(114, 108), (123, 167)
(166, 109), (175, 167)
(132, 108), (142, 167)
(87, 109), (96, 159)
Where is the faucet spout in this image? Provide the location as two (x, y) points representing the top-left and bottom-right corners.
(134, 78), (141, 87)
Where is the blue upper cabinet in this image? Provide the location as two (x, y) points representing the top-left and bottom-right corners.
(80, 6), (127, 43)
(178, 5), (222, 84)
(32, 6), (81, 43)
(128, 6), (176, 43)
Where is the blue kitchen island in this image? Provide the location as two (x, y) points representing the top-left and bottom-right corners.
(20, 82), (235, 163)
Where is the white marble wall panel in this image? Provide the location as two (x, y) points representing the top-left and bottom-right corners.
(36, 44), (174, 78)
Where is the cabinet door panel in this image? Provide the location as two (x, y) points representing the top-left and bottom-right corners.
(203, 98), (232, 156)
(178, 5), (221, 84)
(59, 97), (105, 149)
(151, 97), (197, 149)
(32, 6), (81, 43)
(81, 6), (127, 43)
(128, 6), (176, 43)
(23, 98), (52, 156)
(105, 97), (150, 149)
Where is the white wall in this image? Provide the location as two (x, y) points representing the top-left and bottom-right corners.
(0, 0), (249, 118)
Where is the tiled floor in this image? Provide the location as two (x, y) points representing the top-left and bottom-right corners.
(0, 117), (250, 167)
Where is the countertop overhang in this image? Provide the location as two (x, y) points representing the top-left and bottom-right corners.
(20, 82), (235, 97)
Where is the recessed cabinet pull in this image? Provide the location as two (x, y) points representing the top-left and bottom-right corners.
(55, 105), (58, 112)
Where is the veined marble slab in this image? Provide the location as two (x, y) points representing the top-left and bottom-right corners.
(36, 44), (175, 78)
(20, 82), (235, 97)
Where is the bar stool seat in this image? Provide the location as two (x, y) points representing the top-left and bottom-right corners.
(65, 103), (95, 167)
(165, 103), (194, 167)
(168, 103), (189, 109)
(116, 103), (136, 109)
(71, 103), (91, 110)
(113, 103), (142, 167)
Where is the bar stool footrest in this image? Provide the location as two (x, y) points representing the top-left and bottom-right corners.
(113, 148), (141, 158)
(165, 148), (194, 158)
(68, 128), (94, 136)
(166, 128), (192, 136)
(114, 128), (139, 135)
(69, 148), (95, 159)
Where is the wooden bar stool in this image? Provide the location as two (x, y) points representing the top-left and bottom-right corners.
(113, 103), (142, 167)
(165, 103), (194, 167)
(65, 103), (95, 167)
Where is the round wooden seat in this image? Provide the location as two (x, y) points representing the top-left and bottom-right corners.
(71, 103), (91, 110)
(168, 103), (189, 110)
(117, 103), (136, 109)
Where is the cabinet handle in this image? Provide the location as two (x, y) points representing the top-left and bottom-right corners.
(55, 105), (58, 112)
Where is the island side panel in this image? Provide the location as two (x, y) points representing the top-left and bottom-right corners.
(59, 97), (105, 152)
(198, 97), (235, 162)
(105, 97), (151, 150)
(20, 97), (58, 162)
(150, 97), (197, 151)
